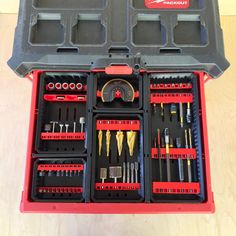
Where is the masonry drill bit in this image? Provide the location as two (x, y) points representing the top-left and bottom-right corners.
(185, 129), (192, 183)
(98, 130), (103, 156)
(116, 130), (124, 157)
(127, 131), (137, 157)
(164, 128), (171, 182)
(179, 103), (184, 128)
(106, 130), (111, 157)
(186, 102), (192, 123)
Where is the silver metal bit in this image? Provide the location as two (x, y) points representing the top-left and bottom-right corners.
(186, 102), (192, 123)
(59, 124), (64, 133)
(131, 163), (134, 183)
(179, 103), (184, 128)
(80, 117), (85, 132)
(164, 128), (171, 182)
(100, 168), (107, 183)
(73, 122), (76, 133)
(50, 121), (58, 133)
(135, 162), (139, 183)
(176, 137), (184, 182)
(127, 162), (130, 183)
(65, 124), (69, 133)
(185, 129), (192, 183)
(109, 166), (122, 183)
(123, 162), (126, 183)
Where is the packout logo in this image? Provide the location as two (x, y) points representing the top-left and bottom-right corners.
(145, 0), (189, 9)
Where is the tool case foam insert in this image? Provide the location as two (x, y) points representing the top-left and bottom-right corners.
(8, 0), (229, 213)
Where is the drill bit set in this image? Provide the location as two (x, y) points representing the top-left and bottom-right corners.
(32, 159), (85, 202)
(35, 73), (87, 153)
(150, 75), (204, 202)
(94, 118), (142, 201)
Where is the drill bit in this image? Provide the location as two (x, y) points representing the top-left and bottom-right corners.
(109, 166), (122, 183)
(50, 121), (58, 133)
(164, 128), (171, 182)
(176, 137), (184, 182)
(179, 103), (184, 128)
(100, 168), (107, 183)
(65, 124), (69, 133)
(98, 130), (103, 156)
(185, 129), (192, 183)
(123, 162), (126, 183)
(116, 130), (124, 157)
(186, 102), (192, 123)
(135, 162), (139, 183)
(106, 130), (111, 157)
(131, 163), (134, 183)
(80, 117), (85, 132)
(157, 129), (163, 182)
(73, 122), (76, 133)
(161, 103), (164, 121)
(59, 123), (64, 133)
(127, 131), (137, 157)
(127, 162), (130, 183)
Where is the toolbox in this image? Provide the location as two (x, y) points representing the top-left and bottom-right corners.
(8, 0), (229, 213)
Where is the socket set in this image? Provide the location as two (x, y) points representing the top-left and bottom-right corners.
(8, 0), (229, 213)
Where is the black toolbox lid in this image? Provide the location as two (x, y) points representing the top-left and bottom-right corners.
(8, 0), (229, 78)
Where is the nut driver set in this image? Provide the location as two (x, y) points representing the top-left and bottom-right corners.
(8, 0), (229, 213)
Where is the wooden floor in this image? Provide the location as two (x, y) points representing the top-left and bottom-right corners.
(0, 14), (236, 236)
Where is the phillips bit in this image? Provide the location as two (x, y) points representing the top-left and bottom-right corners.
(186, 102), (192, 123)
(127, 131), (137, 157)
(131, 163), (134, 183)
(157, 129), (163, 182)
(176, 137), (184, 182)
(106, 130), (111, 157)
(123, 162), (126, 183)
(135, 162), (139, 183)
(79, 117), (85, 132)
(179, 103), (184, 128)
(116, 130), (124, 157)
(100, 168), (107, 183)
(98, 130), (103, 156)
(185, 129), (192, 183)
(127, 162), (130, 183)
(164, 128), (171, 182)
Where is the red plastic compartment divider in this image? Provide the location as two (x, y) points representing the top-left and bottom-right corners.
(96, 120), (140, 131)
(150, 93), (193, 104)
(95, 183), (141, 191)
(40, 132), (85, 140)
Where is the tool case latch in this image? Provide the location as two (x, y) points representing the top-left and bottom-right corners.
(105, 65), (133, 75)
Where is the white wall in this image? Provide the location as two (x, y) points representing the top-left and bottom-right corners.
(0, 0), (235, 15)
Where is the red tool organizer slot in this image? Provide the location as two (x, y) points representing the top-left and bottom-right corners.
(150, 93), (193, 104)
(37, 164), (84, 172)
(38, 187), (83, 194)
(44, 94), (87, 102)
(151, 148), (196, 160)
(96, 120), (140, 131)
(40, 132), (85, 140)
(95, 183), (141, 191)
(152, 182), (200, 194)
(150, 83), (192, 90)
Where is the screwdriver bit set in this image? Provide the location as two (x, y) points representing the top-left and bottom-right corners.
(8, 0), (229, 213)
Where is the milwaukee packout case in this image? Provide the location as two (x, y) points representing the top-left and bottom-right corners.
(8, 0), (229, 213)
